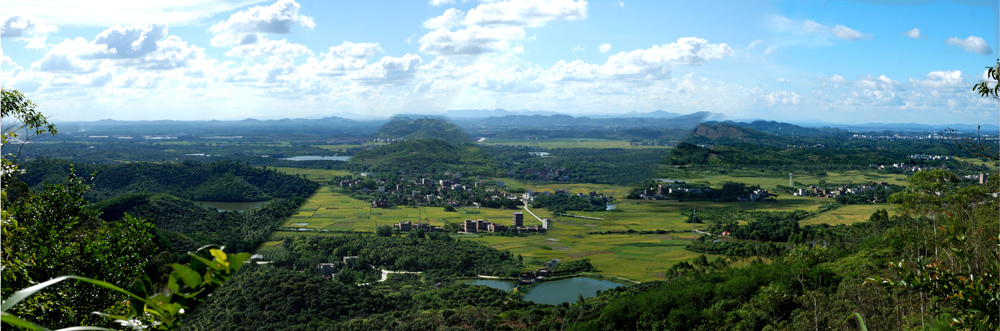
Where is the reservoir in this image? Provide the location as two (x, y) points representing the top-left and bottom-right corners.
(280, 155), (352, 161)
(459, 277), (624, 305)
(197, 200), (271, 212)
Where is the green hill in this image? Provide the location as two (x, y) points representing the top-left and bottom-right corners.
(376, 117), (471, 143)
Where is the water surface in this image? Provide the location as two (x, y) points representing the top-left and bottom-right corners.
(459, 277), (623, 305)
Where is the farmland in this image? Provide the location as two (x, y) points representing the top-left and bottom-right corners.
(267, 169), (888, 282)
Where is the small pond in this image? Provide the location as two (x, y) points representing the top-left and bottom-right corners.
(459, 277), (624, 305)
(197, 200), (271, 212)
(280, 155), (352, 161)
(606, 204), (616, 210)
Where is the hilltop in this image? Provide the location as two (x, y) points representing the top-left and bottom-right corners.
(375, 117), (471, 143)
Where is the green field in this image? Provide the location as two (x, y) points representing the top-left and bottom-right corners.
(483, 138), (672, 149)
(314, 144), (362, 153)
(270, 167), (351, 182)
(662, 169), (911, 189)
(271, 168), (883, 282)
(799, 204), (891, 226)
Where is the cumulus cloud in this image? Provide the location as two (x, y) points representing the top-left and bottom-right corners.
(301, 41), (384, 76)
(2, 16), (59, 48)
(419, 26), (526, 55)
(210, 0), (314, 35)
(599, 43), (611, 53)
(944, 36), (992, 55)
(418, 0), (588, 57)
(87, 24), (168, 59)
(226, 38), (311, 58)
(901, 28), (923, 39)
(429, 0), (454, 5)
(352, 54), (422, 85)
(1, 48), (15, 66)
(910, 70), (965, 89)
(423, 8), (465, 29)
(544, 37), (732, 84)
(463, 0), (588, 27)
(206, 0), (315, 59)
(31, 23), (205, 74)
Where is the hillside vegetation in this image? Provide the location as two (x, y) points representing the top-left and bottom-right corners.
(376, 117), (471, 143)
(18, 159), (319, 202)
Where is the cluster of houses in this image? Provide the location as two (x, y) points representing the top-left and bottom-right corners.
(737, 189), (772, 202)
(851, 133), (941, 140)
(460, 212), (550, 234)
(869, 163), (939, 172)
(961, 173), (991, 184)
(793, 181), (891, 199)
(908, 154), (951, 161)
(519, 189), (607, 203)
(340, 173), (496, 207)
(371, 137), (406, 143)
(519, 259), (561, 284)
(392, 220), (442, 232)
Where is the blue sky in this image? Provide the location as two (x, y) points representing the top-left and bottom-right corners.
(1, 0), (997, 125)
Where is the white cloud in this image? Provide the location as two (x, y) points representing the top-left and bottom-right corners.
(603, 37), (732, 79)
(775, 78), (789, 83)
(3, 0), (266, 27)
(210, 0), (315, 55)
(944, 36), (992, 55)
(301, 41), (383, 76)
(210, 0), (314, 35)
(419, 26), (526, 55)
(571, 45), (585, 51)
(769, 16), (871, 45)
(615, 1), (624, 10)
(763, 90), (801, 105)
(31, 38), (101, 73)
(901, 28), (923, 39)
(87, 24), (168, 59)
(831, 25), (871, 41)
(599, 43), (611, 53)
(30, 24), (205, 73)
(430, 0), (455, 6)
(424, 8), (465, 29)
(225, 38), (311, 58)
(910, 70), (965, 89)
(2, 15), (59, 48)
(463, 0), (588, 27)
(112, 71), (164, 89)
(352, 54), (422, 86)
(543, 37), (732, 84)
(0, 48), (15, 66)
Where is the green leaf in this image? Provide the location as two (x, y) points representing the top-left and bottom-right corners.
(171, 264), (202, 289)
(1, 313), (54, 331)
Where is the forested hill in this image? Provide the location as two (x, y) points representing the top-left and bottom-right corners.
(348, 138), (497, 175)
(17, 159), (319, 202)
(705, 120), (850, 138)
(686, 123), (797, 146)
(375, 117), (471, 143)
